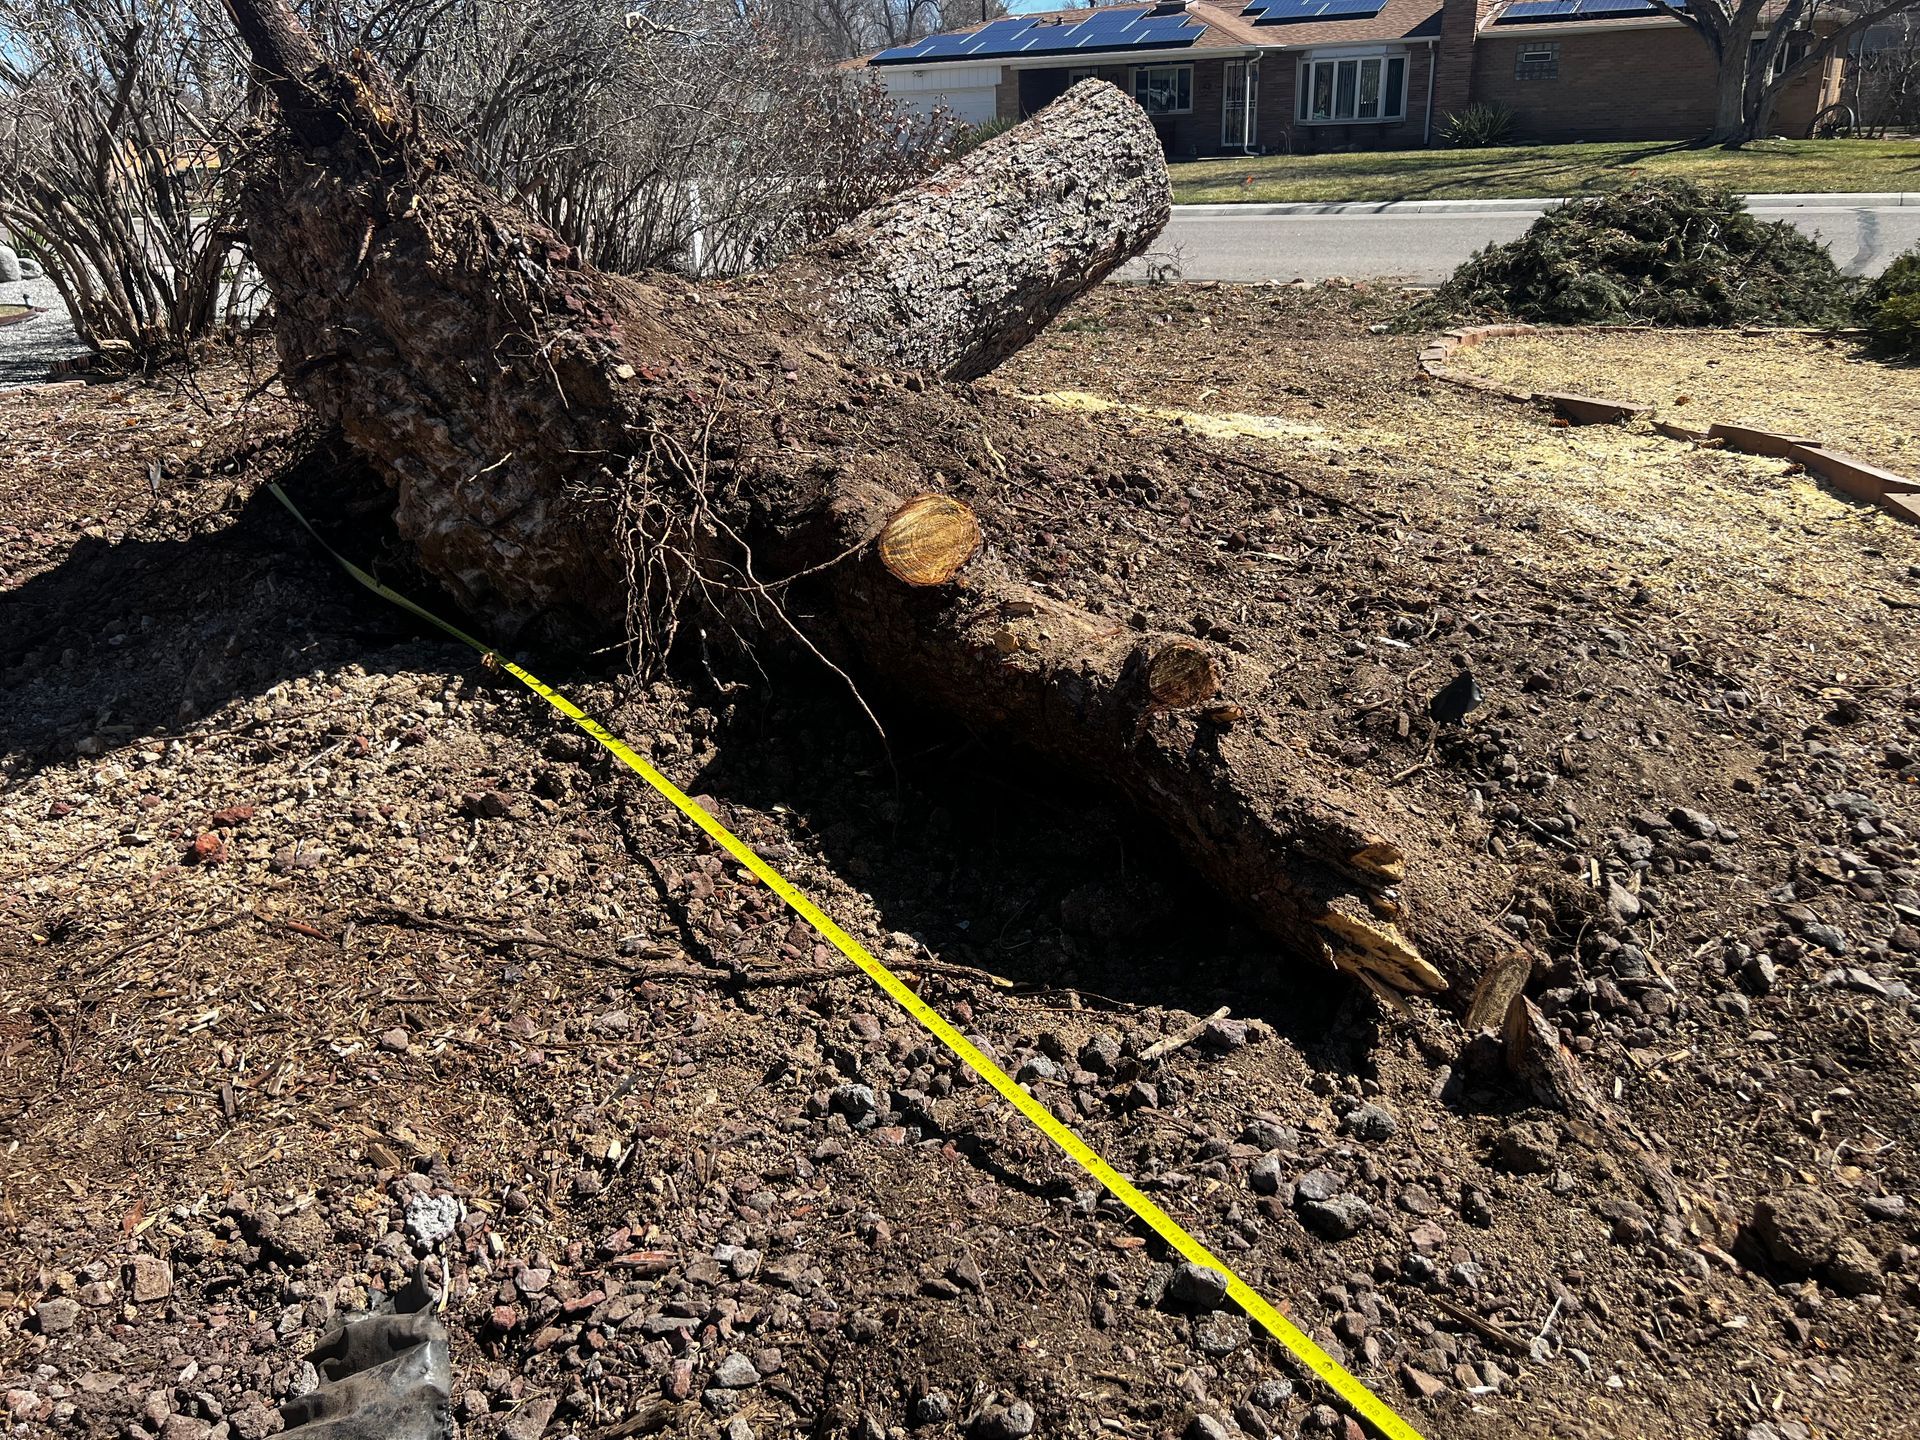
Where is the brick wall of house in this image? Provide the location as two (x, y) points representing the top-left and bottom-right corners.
(1434, 0), (1496, 118)
(994, 69), (1019, 121)
(1472, 27), (1720, 140)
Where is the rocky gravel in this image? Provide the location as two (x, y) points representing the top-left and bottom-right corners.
(0, 273), (86, 389)
(2, 292), (1918, 1440)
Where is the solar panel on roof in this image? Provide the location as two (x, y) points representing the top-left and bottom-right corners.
(1493, 0), (1681, 21)
(872, 9), (1200, 63)
(1253, 0), (1384, 24)
(870, 35), (934, 62)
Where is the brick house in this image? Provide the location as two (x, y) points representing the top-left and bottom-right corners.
(863, 0), (1849, 156)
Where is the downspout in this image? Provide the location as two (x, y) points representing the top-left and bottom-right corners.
(1245, 47), (1260, 154)
(1423, 35), (1437, 144)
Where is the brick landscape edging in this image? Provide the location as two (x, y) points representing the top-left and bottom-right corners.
(1420, 325), (1920, 529)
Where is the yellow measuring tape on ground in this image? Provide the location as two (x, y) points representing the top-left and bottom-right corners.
(268, 483), (1429, 1440)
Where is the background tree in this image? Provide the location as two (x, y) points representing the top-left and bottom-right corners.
(1651, 0), (1920, 142)
(0, 0), (254, 362)
(1846, 9), (1920, 134)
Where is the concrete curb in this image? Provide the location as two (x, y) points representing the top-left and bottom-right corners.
(1173, 192), (1920, 218)
(1419, 325), (1920, 529)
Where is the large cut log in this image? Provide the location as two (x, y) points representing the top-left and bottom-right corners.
(219, 0), (1535, 1005)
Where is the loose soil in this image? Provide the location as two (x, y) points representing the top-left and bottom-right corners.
(1444, 328), (1920, 475)
(2, 288), (1917, 1440)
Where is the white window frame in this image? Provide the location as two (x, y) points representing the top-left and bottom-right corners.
(1133, 64), (1194, 116)
(1066, 66), (1098, 84)
(1296, 49), (1408, 125)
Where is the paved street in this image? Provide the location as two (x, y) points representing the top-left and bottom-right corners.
(1126, 193), (1920, 285)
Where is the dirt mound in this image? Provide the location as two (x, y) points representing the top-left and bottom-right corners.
(1416, 178), (1858, 329)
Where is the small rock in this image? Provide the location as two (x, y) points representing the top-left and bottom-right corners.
(712, 1353), (760, 1389)
(1822, 966), (1883, 996)
(404, 1194), (461, 1248)
(1668, 807), (1716, 839)
(1247, 1380), (1294, 1411)
(1824, 1238), (1883, 1296)
(971, 1400), (1035, 1440)
(1494, 1121), (1558, 1174)
(828, 1084), (881, 1130)
(1604, 882), (1641, 924)
(724, 1420), (756, 1440)
(1862, 1194), (1908, 1222)
(1342, 1102), (1398, 1142)
(911, 1392), (954, 1427)
(1300, 1196), (1372, 1239)
(1249, 1153), (1287, 1196)
(378, 1027), (410, 1053)
(1193, 1310), (1251, 1356)
(1166, 1262), (1231, 1310)
(1016, 1055), (1062, 1084)
(1078, 1032), (1123, 1076)
(500, 1395), (557, 1440)
(1399, 1365), (1446, 1401)
(1751, 1186), (1844, 1276)
(1241, 1119), (1298, 1150)
(1803, 924), (1850, 956)
(1199, 1017), (1250, 1051)
(461, 790), (515, 820)
(125, 1254), (173, 1303)
(31, 1297), (80, 1334)
(187, 832), (228, 865)
(1187, 1415), (1233, 1440)
(1294, 1167), (1346, 1202)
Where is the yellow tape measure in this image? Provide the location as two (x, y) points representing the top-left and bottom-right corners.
(267, 483), (1430, 1440)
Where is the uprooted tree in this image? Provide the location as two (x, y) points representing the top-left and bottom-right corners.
(216, 0), (1548, 1018)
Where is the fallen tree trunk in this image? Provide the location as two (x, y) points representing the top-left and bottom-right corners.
(219, 0), (1534, 1005)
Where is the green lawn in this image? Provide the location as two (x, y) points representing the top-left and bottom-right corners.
(1168, 139), (1920, 204)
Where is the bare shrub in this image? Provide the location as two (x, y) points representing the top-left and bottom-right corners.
(0, 0), (964, 364)
(0, 0), (254, 362)
(319, 0), (967, 276)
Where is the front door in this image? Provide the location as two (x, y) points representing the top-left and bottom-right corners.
(1222, 59), (1258, 149)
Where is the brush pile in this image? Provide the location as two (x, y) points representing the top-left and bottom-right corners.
(1421, 178), (1857, 328)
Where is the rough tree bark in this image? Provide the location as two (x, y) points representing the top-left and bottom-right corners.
(219, 0), (1539, 1008)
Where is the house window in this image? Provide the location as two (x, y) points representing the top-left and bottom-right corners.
(1134, 65), (1193, 116)
(1515, 42), (1558, 80)
(1298, 53), (1406, 123)
(1066, 67), (1097, 84)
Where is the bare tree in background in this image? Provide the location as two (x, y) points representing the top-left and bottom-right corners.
(327, 0), (968, 276)
(1848, 11), (1920, 134)
(0, 0), (254, 361)
(1648, 0), (1920, 142)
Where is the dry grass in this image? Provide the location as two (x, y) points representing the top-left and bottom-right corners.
(1444, 328), (1920, 473)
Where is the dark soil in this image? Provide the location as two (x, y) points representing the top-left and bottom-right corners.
(2, 289), (1917, 1440)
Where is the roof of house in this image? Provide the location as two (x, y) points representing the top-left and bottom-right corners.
(863, 0), (1444, 68)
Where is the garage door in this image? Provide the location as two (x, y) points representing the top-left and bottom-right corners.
(876, 66), (1001, 128)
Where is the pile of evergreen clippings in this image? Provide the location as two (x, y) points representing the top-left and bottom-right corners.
(1412, 177), (1859, 329)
